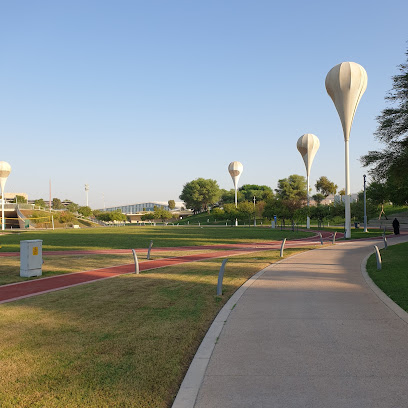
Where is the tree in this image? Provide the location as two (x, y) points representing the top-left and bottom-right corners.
(179, 178), (221, 213)
(154, 207), (172, 222)
(361, 47), (408, 204)
(95, 210), (126, 222)
(238, 184), (273, 201)
(223, 203), (239, 221)
(15, 195), (27, 203)
(219, 189), (244, 205)
(315, 176), (337, 197)
(366, 181), (390, 219)
(78, 206), (92, 217)
(168, 200), (176, 210)
(67, 202), (79, 213)
(275, 175), (307, 202)
(34, 198), (46, 208)
(52, 198), (63, 209)
(312, 193), (325, 205)
(141, 212), (155, 221)
(237, 201), (254, 223)
(211, 207), (225, 218)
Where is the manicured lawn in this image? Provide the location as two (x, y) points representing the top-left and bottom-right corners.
(0, 247), (313, 408)
(366, 241), (408, 312)
(0, 226), (311, 252)
(310, 226), (391, 240)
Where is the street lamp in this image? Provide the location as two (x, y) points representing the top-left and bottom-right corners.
(0, 161), (12, 231)
(228, 161), (243, 227)
(297, 134), (320, 229)
(363, 174), (368, 232)
(326, 62), (367, 238)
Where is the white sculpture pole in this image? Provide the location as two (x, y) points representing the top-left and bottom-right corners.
(0, 161), (12, 231)
(326, 62), (367, 238)
(297, 134), (320, 229)
(85, 184), (90, 207)
(228, 161), (243, 227)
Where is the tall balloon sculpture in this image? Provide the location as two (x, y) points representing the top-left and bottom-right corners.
(326, 62), (367, 238)
(0, 161), (12, 231)
(297, 134), (320, 229)
(228, 161), (243, 226)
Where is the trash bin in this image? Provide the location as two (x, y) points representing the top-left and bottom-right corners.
(20, 240), (43, 277)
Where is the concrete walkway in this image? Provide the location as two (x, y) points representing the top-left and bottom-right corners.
(193, 235), (408, 408)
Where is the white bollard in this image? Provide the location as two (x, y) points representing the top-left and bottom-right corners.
(374, 245), (382, 270)
(217, 259), (229, 296)
(132, 249), (140, 274)
(147, 240), (153, 260)
(280, 238), (286, 258)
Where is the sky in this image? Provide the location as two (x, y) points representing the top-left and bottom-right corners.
(1, 0), (407, 209)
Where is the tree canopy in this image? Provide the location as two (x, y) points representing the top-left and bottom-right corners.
(275, 174), (307, 202)
(168, 200), (176, 210)
(361, 47), (408, 204)
(179, 178), (221, 212)
(315, 176), (337, 197)
(238, 184), (273, 201)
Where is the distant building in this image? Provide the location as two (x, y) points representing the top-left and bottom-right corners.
(98, 202), (171, 214)
(4, 192), (28, 202)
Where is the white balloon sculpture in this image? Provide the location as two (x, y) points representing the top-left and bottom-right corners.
(0, 161), (12, 231)
(297, 134), (320, 229)
(228, 161), (243, 226)
(326, 61), (367, 238)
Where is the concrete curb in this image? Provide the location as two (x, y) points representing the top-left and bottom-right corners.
(171, 250), (309, 408)
(360, 240), (408, 325)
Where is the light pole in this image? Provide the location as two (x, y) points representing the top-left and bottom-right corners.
(85, 184), (89, 207)
(0, 161), (12, 231)
(326, 62), (367, 238)
(363, 174), (368, 232)
(228, 161), (243, 227)
(253, 195), (256, 227)
(297, 134), (320, 229)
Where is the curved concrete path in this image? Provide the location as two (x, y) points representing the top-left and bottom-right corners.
(189, 235), (408, 408)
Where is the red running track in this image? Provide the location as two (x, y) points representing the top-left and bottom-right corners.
(0, 249), (261, 304)
(2, 230), (369, 305)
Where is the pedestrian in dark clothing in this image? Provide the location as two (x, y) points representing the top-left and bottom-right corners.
(392, 218), (400, 235)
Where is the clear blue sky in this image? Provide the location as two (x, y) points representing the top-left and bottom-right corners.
(1, 0), (407, 208)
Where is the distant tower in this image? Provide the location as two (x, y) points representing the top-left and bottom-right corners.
(85, 184), (90, 207)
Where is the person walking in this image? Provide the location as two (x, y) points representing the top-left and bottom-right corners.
(392, 218), (400, 235)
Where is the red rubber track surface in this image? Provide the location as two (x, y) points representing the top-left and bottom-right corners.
(0, 249), (259, 304)
(6, 230), (401, 305)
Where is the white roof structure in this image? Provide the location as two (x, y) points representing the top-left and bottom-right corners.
(325, 61), (368, 141)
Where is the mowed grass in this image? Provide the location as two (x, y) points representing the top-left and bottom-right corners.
(367, 241), (408, 312)
(0, 250), (215, 286)
(0, 226), (311, 252)
(0, 248), (313, 408)
(310, 226), (391, 240)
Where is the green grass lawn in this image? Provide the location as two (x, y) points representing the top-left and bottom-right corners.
(0, 226), (312, 252)
(0, 247), (313, 408)
(309, 226), (390, 240)
(366, 241), (408, 312)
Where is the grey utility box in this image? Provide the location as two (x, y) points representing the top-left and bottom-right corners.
(20, 240), (43, 277)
